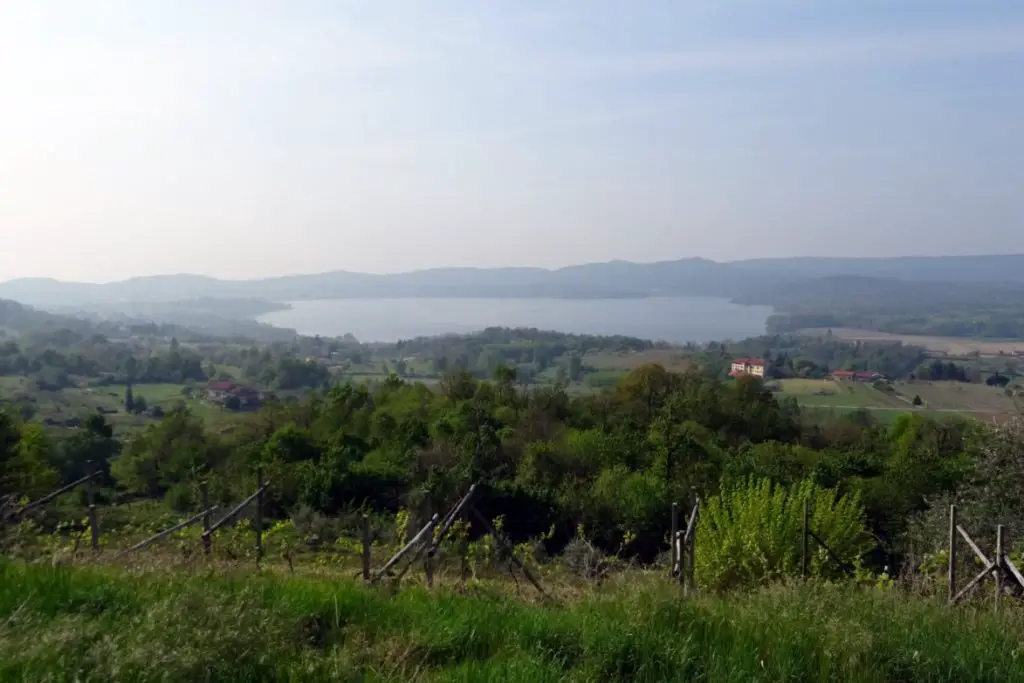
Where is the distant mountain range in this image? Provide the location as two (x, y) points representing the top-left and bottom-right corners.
(4, 254), (1024, 309)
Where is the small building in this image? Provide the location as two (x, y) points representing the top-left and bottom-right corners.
(205, 380), (265, 409)
(205, 380), (239, 402)
(832, 370), (884, 382)
(729, 358), (765, 378)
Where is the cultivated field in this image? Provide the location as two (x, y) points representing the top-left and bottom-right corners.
(799, 328), (1024, 356)
(775, 378), (1020, 419)
(894, 380), (1023, 416)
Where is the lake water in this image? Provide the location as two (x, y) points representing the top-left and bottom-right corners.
(258, 297), (773, 344)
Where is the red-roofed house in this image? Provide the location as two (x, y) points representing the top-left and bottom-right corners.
(729, 358), (765, 378)
(206, 380), (238, 400)
(205, 380), (266, 408)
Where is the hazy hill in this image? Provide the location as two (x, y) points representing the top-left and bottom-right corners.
(4, 254), (1024, 309)
(0, 298), (95, 335)
(731, 254), (1024, 283)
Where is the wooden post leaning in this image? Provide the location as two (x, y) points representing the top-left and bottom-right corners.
(670, 502), (678, 579)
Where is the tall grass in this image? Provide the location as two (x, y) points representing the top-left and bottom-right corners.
(1, 559), (1022, 682)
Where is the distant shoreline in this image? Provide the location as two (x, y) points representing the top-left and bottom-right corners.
(257, 296), (774, 344)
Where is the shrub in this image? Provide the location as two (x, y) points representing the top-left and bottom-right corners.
(696, 477), (873, 591)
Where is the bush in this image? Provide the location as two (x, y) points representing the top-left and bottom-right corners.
(165, 483), (197, 513)
(696, 477), (873, 591)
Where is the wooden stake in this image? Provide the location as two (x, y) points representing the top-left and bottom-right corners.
(995, 525), (1004, 613)
(115, 506), (219, 558)
(204, 484), (269, 537)
(687, 513), (697, 595)
(469, 505), (547, 598)
(948, 504), (957, 602)
(802, 501), (809, 579)
(87, 484), (100, 553)
(428, 484), (476, 557)
(374, 513), (439, 582)
(392, 517), (440, 585)
(950, 563), (995, 604)
(670, 502), (678, 578)
(255, 468), (264, 564)
(460, 536), (469, 584)
(361, 514), (371, 581)
(9, 471), (99, 520)
(201, 482), (212, 556)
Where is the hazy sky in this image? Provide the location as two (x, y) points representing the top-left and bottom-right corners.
(2, 1), (1023, 282)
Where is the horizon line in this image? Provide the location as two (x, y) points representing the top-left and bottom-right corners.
(3, 251), (1023, 286)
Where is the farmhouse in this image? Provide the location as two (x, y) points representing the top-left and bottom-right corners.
(831, 370), (885, 382)
(205, 380), (266, 408)
(729, 358), (765, 378)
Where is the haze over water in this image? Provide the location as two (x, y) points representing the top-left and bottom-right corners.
(258, 297), (773, 344)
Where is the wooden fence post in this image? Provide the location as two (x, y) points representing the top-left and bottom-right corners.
(114, 506), (220, 559)
(87, 485), (100, 553)
(802, 501), (810, 579)
(687, 502), (697, 595)
(255, 468), (264, 564)
(201, 482), (212, 557)
(361, 514), (371, 581)
(995, 524), (1004, 613)
(460, 536), (469, 584)
(670, 502), (678, 579)
(948, 504), (957, 602)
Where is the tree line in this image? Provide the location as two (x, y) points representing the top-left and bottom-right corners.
(3, 362), (1007, 577)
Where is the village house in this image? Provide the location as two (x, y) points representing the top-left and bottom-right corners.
(205, 380), (266, 409)
(729, 358), (765, 378)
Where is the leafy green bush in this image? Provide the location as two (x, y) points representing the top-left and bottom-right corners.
(696, 477), (873, 591)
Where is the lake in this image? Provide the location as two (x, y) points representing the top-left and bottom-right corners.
(257, 297), (773, 344)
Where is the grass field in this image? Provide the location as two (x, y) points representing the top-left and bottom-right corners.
(585, 348), (693, 373)
(0, 377), (256, 434)
(800, 328), (1024, 356)
(775, 378), (1020, 419)
(776, 379), (910, 409)
(892, 380), (1022, 415)
(1, 560), (1023, 682)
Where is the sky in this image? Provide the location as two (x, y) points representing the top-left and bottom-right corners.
(2, 1), (1023, 283)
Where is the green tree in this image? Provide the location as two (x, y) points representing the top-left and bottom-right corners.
(124, 356), (138, 383)
(113, 409), (221, 496)
(568, 353), (584, 382)
(124, 385), (135, 414)
(56, 414), (118, 484)
(439, 369), (477, 402)
(0, 414), (58, 497)
(492, 364), (518, 411)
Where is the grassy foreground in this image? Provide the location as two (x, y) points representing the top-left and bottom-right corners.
(1, 561), (1023, 682)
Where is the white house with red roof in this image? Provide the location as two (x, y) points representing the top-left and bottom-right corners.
(729, 358), (765, 378)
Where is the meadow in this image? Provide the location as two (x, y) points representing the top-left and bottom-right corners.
(0, 377), (258, 435)
(3, 559), (1024, 683)
(775, 378), (1020, 419)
